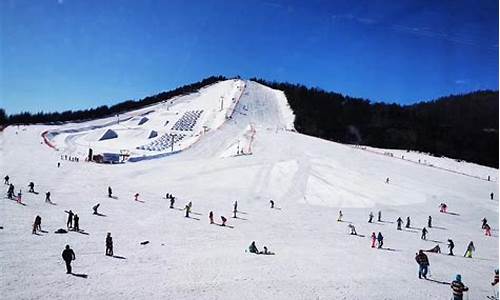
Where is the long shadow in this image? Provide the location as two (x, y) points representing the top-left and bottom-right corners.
(40, 230), (48, 233)
(71, 273), (88, 278)
(380, 220), (394, 224)
(93, 213), (107, 217)
(404, 229), (419, 233)
(426, 239), (444, 244)
(350, 234), (366, 238)
(17, 202), (27, 206)
(32, 232), (42, 236)
(140, 241), (150, 245)
(368, 222), (385, 226)
(272, 207), (282, 210)
(234, 216), (248, 221)
(185, 216), (200, 221)
(191, 212), (202, 216)
(109, 196), (118, 199)
(379, 247), (399, 252)
(237, 211), (248, 215)
(135, 200), (145, 203)
(29, 191), (40, 195)
(112, 255), (127, 260)
(444, 212), (460, 216)
(431, 226), (446, 230)
(173, 208), (184, 211)
(216, 224), (234, 229)
(426, 278), (450, 285)
(76, 230), (89, 235)
(47, 201), (57, 205)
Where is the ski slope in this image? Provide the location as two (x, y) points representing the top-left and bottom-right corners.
(0, 80), (498, 299)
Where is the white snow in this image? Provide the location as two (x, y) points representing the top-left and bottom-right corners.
(0, 80), (498, 299)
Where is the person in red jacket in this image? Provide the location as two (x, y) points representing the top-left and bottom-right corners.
(370, 232), (376, 248)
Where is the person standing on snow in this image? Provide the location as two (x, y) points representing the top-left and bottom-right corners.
(377, 232), (384, 248)
(221, 216), (227, 226)
(484, 223), (492, 236)
(415, 250), (430, 279)
(7, 184), (14, 199)
(16, 190), (22, 203)
(451, 274), (469, 300)
(134, 193), (140, 201)
(337, 210), (343, 222)
(108, 186), (113, 198)
(28, 182), (35, 193)
(348, 224), (357, 235)
(447, 239), (455, 256)
(73, 214), (80, 232)
(368, 212), (374, 223)
(270, 200), (274, 209)
(65, 210), (74, 229)
(491, 192), (494, 200)
(427, 216), (432, 228)
(61, 245), (76, 274)
(45, 191), (51, 203)
(396, 217), (403, 230)
(405, 216), (411, 228)
(371, 232), (377, 248)
(233, 201), (238, 218)
(4, 175), (9, 185)
(184, 204), (190, 218)
(32, 215), (42, 234)
(170, 197), (175, 209)
(385, 177), (390, 184)
(209, 211), (214, 224)
(482, 218), (488, 229)
(377, 211), (382, 222)
(105, 233), (113, 256)
(464, 241), (475, 258)
(421, 227), (428, 240)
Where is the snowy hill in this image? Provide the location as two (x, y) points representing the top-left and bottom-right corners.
(0, 80), (498, 299)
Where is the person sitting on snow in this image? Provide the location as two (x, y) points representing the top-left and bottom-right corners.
(249, 241), (259, 254)
(423, 245), (441, 253)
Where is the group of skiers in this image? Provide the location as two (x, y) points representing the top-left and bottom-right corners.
(65, 210), (80, 232)
(60, 155), (79, 162)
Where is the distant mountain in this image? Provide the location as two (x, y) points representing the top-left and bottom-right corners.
(2, 76), (498, 167)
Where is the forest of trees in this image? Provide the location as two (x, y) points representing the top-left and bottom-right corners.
(2, 75), (498, 167)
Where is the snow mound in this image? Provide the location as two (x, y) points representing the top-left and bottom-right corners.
(99, 129), (118, 141)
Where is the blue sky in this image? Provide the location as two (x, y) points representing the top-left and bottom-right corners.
(1, 0), (498, 114)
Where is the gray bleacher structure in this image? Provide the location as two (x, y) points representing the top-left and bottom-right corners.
(171, 110), (203, 131)
(136, 133), (185, 152)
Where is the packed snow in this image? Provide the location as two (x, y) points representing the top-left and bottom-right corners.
(0, 80), (498, 299)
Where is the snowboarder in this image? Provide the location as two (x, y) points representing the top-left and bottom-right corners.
(451, 274), (468, 300)
(105, 232), (113, 256)
(185, 204), (190, 217)
(73, 214), (80, 232)
(169, 197), (175, 209)
(4, 175), (9, 185)
(423, 245), (441, 253)
(45, 191), (51, 203)
(427, 216), (432, 228)
(447, 239), (455, 256)
(108, 186), (112, 198)
(484, 223), (492, 236)
(377, 232), (384, 248)
(92, 203), (100, 215)
(370, 232), (376, 248)
(348, 224), (357, 235)
(482, 217), (488, 229)
(396, 217), (403, 230)
(221, 216), (227, 226)
(337, 210), (343, 222)
(415, 250), (430, 279)
(405, 216), (411, 228)
(134, 193), (139, 201)
(209, 211), (214, 224)
(61, 245), (76, 274)
(248, 241), (259, 254)
(270, 200), (274, 209)
(464, 241), (475, 258)
(65, 210), (74, 229)
(377, 210), (382, 222)
(368, 212), (374, 223)
(421, 227), (428, 240)
(28, 182), (35, 193)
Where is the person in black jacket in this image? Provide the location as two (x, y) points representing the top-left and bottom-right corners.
(415, 250), (430, 279)
(62, 245), (75, 274)
(105, 233), (113, 256)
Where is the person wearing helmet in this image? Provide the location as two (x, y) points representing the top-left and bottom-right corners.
(451, 274), (468, 300)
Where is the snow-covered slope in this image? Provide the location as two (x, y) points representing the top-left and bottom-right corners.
(0, 80), (498, 300)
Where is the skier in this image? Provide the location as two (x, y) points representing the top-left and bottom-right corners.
(61, 245), (76, 274)
(73, 214), (80, 232)
(427, 216), (432, 228)
(45, 191), (51, 203)
(421, 227), (428, 240)
(385, 177), (390, 184)
(270, 200), (274, 209)
(184, 204), (190, 217)
(209, 211), (214, 224)
(169, 197), (175, 209)
(4, 175), (9, 185)
(249, 241), (259, 254)
(65, 210), (74, 229)
(134, 193), (139, 201)
(105, 232), (113, 256)
(464, 241), (475, 258)
(337, 210), (343, 222)
(451, 274), (469, 300)
(491, 192), (494, 200)
(405, 216), (411, 228)
(108, 186), (112, 198)
(484, 223), (492, 236)
(482, 217), (488, 229)
(396, 217), (403, 230)
(16, 190), (22, 204)
(28, 182), (35, 193)
(377, 232), (384, 248)
(221, 216), (227, 226)
(92, 203), (100, 215)
(188, 201), (192, 210)
(348, 224), (357, 235)
(447, 239), (455, 256)
(368, 212), (374, 223)
(371, 232), (376, 248)
(415, 250), (430, 279)
(423, 245), (441, 253)
(233, 201), (237, 218)
(377, 211), (382, 222)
